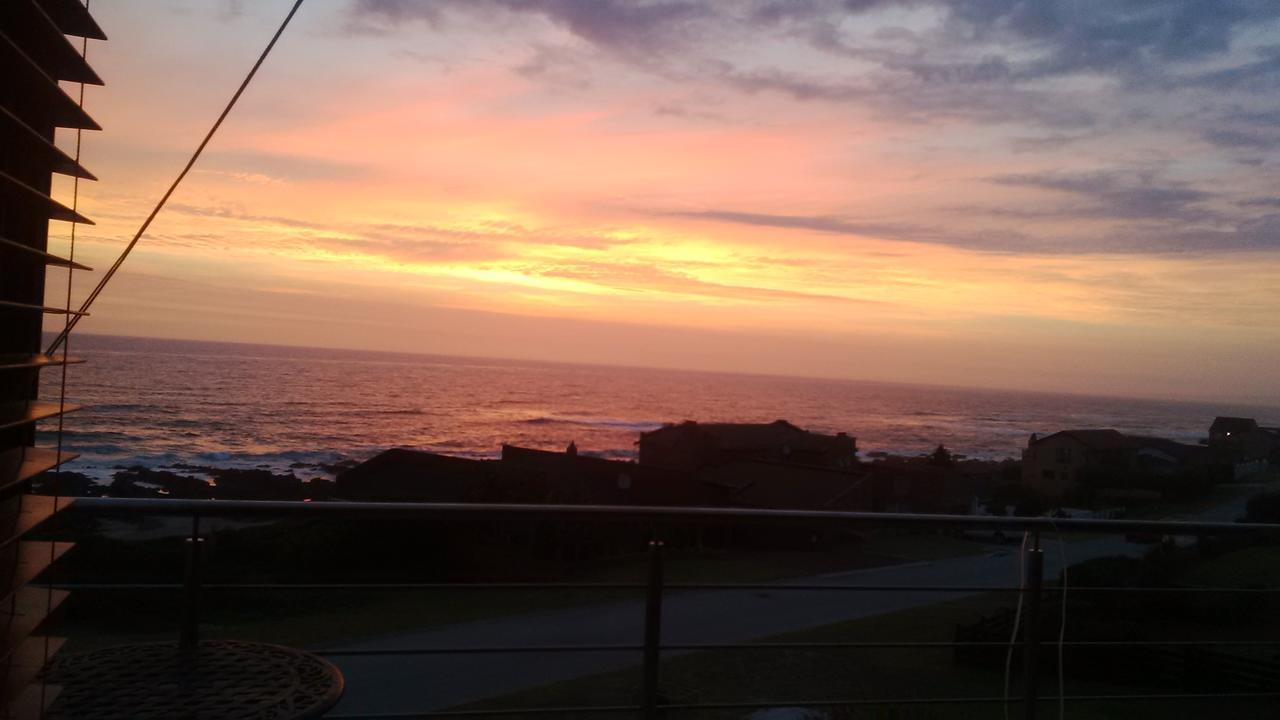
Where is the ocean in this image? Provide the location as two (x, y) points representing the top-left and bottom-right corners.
(39, 334), (1278, 483)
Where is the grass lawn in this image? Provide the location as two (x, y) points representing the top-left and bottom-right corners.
(1181, 545), (1280, 587)
(461, 584), (1277, 719)
(581, 532), (986, 585)
(1126, 476), (1274, 520)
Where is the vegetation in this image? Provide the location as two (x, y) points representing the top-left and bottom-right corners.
(927, 445), (955, 468)
(48, 512), (985, 652)
(1243, 490), (1280, 523)
(464, 580), (1276, 720)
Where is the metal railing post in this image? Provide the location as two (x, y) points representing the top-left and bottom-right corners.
(180, 514), (204, 652)
(1022, 531), (1044, 720)
(641, 540), (665, 720)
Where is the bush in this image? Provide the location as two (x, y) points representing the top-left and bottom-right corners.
(1244, 491), (1280, 523)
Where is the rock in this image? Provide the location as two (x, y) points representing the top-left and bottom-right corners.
(210, 468), (305, 500)
(30, 471), (106, 497)
(110, 467), (211, 498)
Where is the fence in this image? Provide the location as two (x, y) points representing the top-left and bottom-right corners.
(47, 498), (1280, 719)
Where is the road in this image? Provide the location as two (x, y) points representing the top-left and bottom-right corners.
(324, 486), (1266, 716)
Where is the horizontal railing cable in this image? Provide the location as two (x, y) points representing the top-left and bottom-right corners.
(56, 499), (1280, 718)
(313, 638), (1280, 657)
(322, 692), (1280, 719)
(65, 497), (1280, 535)
(47, 581), (1280, 594)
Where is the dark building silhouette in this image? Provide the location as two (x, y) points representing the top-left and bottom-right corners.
(638, 420), (857, 471)
(699, 459), (871, 511)
(337, 438), (877, 512)
(865, 458), (979, 515)
(1022, 428), (1212, 499)
(500, 444), (708, 506)
(1209, 416), (1276, 478)
(336, 448), (549, 503)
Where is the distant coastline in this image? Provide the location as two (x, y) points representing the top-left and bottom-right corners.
(48, 332), (1280, 410)
(39, 333), (1278, 486)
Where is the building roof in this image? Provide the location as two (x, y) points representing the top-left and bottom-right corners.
(698, 459), (869, 510)
(1211, 416), (1259, 435)
(335, 448), (546, 503)
(641, 419), (852, 451)
(1127, 435), (1206, 461)
(500, 444), (701, 505)
(1033, 429), (1207, 461)
(1033, 429), (1133, 450)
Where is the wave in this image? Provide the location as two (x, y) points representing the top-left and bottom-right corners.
(522, 415), (664, 431)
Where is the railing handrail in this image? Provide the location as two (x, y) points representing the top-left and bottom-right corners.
(69, 496), (1280, 535)
(50, 496), (1280, 718)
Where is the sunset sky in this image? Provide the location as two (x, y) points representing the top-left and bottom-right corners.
(45, 0), (1280, 403)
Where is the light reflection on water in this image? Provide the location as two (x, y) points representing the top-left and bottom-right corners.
(40, 334), (1277, 482)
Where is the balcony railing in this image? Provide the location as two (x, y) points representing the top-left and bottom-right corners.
(42, 498), (1280, 719)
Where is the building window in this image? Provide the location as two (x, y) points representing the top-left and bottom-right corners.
(1042, 469), (1056, 480)
(1055, 447), (1073, 464)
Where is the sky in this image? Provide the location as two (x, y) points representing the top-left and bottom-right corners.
(44, 0), (1280, 404)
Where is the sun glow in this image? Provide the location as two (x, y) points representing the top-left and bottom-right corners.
(48, 0), (1280, 401)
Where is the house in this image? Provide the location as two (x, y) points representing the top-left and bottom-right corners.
(1021, 429), (1209, 499)
(499, 444), (708, 506)
(1208, 416), (1275, 479)
(697, 460), (872, 511)
(1021, 430), (1134, 498)
(867, 458), (980, 514)
(638, 420), (857, 471)
(1128, 435), (1209, 475)
(336, 448), (549, 503)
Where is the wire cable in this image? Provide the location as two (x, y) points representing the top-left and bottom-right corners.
(1003, 531), (1029, 720)
(46, 0), (307, 356)
(1048, 518), (1069, 720)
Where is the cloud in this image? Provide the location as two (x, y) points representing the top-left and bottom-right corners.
(160, 202), (641, 265)
(527, 259), (883, 305)
(337, 0), (1278, 259)
(660, 208), (1049, 254)
(1201, 128), (1279, 150)
(1010, 133), (1091, 153)
(942, 1), (1265, 78)
(661, 190), (1280, 255)
(1136, 213), (1280, 253)
(218, 0), (245, 21)
(665, 208), (921, 240)
(201, 150), (370, 184)
(1240, 197), (1280, 209)
(988, 171), (1215, 221)
(719, 63), (1096, 128)
(348, 0), (1277, 135)
(351, 0), (711, 54)
(165, 203), (326, 229)
(1184, 46), (1280, 90)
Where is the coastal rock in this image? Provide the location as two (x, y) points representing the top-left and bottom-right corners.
(30, 471), (106, 498)
(110, 467), (211, 499)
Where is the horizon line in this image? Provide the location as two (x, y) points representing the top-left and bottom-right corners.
(50, 330), (1280, 416)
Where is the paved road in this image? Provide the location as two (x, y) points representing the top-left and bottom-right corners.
(325, 539), (1133, 714)
(325, 486), (1268, 716)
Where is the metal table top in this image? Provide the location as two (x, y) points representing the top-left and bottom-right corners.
(46, 640), (344, 720)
